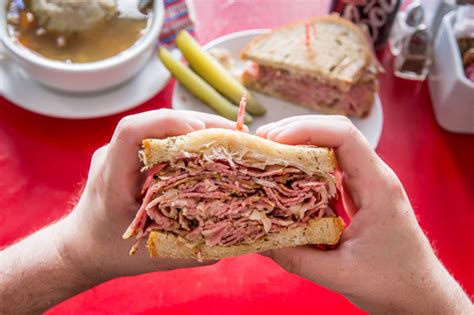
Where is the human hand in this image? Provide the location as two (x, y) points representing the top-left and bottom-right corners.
(60, 109), (241, 282)
(257, 116), (472, 314)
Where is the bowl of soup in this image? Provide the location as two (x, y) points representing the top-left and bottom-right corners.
(0, 0), (164, 93)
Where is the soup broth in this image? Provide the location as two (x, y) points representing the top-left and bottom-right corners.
(6, 0), (153, 63)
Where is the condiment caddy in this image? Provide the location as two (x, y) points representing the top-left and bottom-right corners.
(428, 10), (474, 134)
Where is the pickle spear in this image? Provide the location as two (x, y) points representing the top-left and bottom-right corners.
(176, 30), (266, 116)
(158, 46), (252, 124)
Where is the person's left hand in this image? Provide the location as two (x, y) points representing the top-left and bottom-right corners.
(60, 109), (241, 282)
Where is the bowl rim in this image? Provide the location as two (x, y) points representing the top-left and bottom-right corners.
(0, 0), (164, 72)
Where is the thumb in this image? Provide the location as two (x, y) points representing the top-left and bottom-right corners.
(263, 245), (344, 289)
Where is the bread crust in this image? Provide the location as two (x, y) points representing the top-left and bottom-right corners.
(147, 217), (344, 260)
(240, 15), (372, 92)
(141, 128), (337, 176)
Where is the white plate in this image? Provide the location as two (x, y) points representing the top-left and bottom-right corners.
(172, 29), (383, 148)
(0, 53), (170, 119)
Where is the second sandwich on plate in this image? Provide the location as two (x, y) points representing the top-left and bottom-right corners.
(241, 15), (379, 118)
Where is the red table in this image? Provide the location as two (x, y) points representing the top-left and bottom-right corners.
(1, 1), (473, 314)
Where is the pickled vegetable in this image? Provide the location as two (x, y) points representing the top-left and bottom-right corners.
(176, 30), (266, 116)
(158, 46), (252, 124)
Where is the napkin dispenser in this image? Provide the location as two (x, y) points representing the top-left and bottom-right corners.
(428, 11), (474, 134)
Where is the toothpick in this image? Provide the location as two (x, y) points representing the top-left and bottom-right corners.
(305, 22), (311, 47)
(236, 91), (247, 131)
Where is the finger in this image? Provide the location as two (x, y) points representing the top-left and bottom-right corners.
(341, 176), (358, 218)
(104, 109), (242, 200)
(108, 109), (241, 175)
(108, 110), (201, 177)
(178, 110), (248, 131)
(256, 115), (340, 137)
(260, 117), (383, 209)
(264, 246), (344, 290)
(256, 115), (347, 138)
(111, 109), (240, 144)
(268, 119), (379, 178)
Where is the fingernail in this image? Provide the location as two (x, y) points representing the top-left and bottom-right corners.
(256, 123), (274, 136)
(187, 118), (206, 130)
(239, 124), (249, 133)
(266, 126), (285, 140)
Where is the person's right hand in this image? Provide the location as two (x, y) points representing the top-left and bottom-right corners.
(257, 116), (472, 315)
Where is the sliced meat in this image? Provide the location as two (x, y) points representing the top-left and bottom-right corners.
(202, 221), (231, 246)
(246, 64), (375, 117)
(141, 163), (166, 194)
(130, 152), (337, 247)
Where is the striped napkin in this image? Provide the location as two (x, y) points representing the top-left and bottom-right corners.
(158, 0), (195, 48)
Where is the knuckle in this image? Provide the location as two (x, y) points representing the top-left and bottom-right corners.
(338, 121), (361, 150)
(346, 122), (360, 139)
(91, 145), (108, 161)
(155, 108), (178, 125)
(160, 108), (173, 113)
(336, 115), (352, 123)
(379, 165), (406, 200)
(263, 249), (304, 276)
(114, 116), (137, 140)
(260, 249), (274, 259)
(89, 146), (108, 173)
(87, 147), (108, 196)
(158, 108), (175, 117)
(383, 166), (401, 187)
(387, 173), (404, 197)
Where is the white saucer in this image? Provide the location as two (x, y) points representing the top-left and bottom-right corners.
(0, 53), (170, 119)
(172, 29), (383, 148)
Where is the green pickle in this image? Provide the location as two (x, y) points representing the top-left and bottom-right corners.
(158, 46), (252, 124)
(176, 30), (266, 116)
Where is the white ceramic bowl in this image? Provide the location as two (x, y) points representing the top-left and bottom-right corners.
(0, 0), (164, 93)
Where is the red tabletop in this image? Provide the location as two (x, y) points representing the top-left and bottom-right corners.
(1, 1), (473, 314)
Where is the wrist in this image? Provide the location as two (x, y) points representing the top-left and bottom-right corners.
(423, 259), (473, 314)
(361, 255), (472, 315)
(55, 211), (113, 288)
(0, 213), (109, 314)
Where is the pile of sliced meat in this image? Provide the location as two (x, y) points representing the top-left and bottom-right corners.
(247, 65), (376, 117)
(127, 152), (337, 248)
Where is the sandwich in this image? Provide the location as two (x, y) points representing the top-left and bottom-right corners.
(240, 15), (379, 117)
(123, 129), (344, 260)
